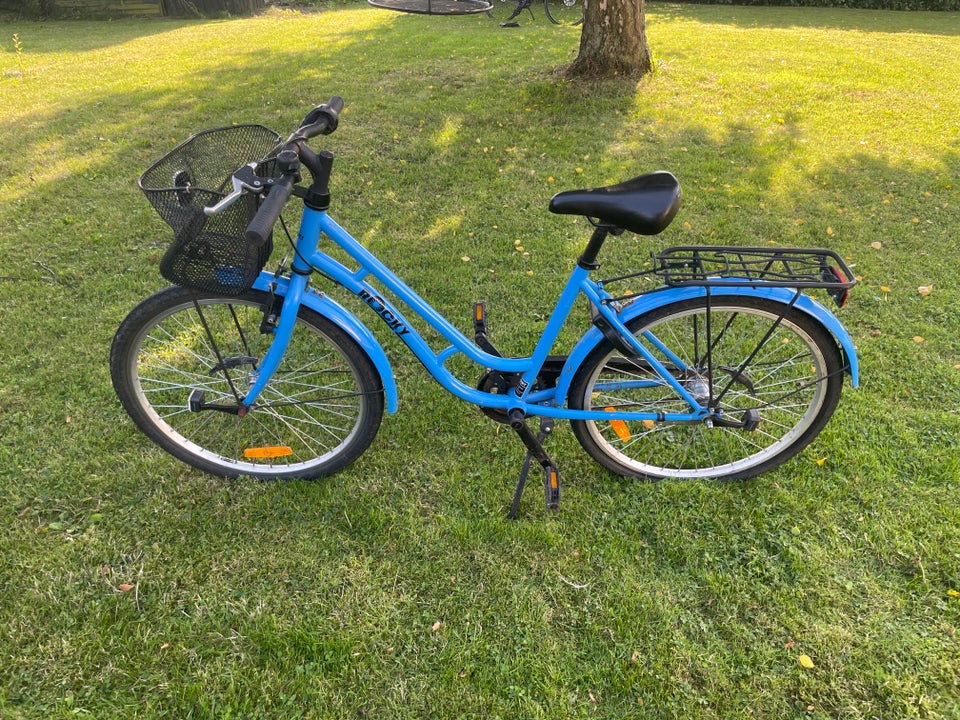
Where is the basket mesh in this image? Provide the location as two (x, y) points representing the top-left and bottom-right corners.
(139, 124), (282, 294)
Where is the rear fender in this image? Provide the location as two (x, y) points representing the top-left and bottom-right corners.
(253, 272), (398, 413)
(555, 285), (859, 406)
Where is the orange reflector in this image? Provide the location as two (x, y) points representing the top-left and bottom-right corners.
(243, 446), (293, 459)
(604, 406), (632, 442)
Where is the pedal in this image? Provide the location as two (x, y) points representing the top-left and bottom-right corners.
(543, 464), (560, 511)
(473, 301), (488, 337)
(473, 302), (502, 358)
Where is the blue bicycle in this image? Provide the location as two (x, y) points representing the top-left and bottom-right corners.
(111, 97), (858, 514)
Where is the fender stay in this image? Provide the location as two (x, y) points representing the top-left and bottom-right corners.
(555, 285), (859, 406)
(253, 272), (398, 413)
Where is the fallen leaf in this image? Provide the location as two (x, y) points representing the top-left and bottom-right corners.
(799, 654), (815, 669)
(826, 227), (835, 235)
(870, 241), (882, 250)
(948, 589), (960, 597)
(815, 457), (827, 467)
(918, 285), (933, 296)
(880, 286), (891, 293)
(431, 621), (442, 632)
(913, 336), (924, 343)
(118, 583), (135, 593)
(461, 256), (470, 262)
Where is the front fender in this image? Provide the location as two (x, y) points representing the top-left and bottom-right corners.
(555, 285), (859, 406)
(253, 272), (398, 413)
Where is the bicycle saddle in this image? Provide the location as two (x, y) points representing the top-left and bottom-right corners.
(548, 171), (682, 236)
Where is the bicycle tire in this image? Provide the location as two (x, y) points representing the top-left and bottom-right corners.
(569, 296), (843, 481)
(543, 0), (582, 25)
(111, 286), (384, 480)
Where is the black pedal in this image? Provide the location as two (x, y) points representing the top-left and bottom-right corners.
(473, 302), (488, 337)
(473, 302), (502, 358)
(543, 464), (560, 511)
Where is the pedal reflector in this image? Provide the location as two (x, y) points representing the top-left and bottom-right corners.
(604, 407), (632, 442)
(243, 446), (294, 459)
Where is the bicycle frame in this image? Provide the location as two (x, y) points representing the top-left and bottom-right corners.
(242, 204), (859, 423)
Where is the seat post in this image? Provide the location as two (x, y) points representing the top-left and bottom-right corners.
(577, 224), (611, 271)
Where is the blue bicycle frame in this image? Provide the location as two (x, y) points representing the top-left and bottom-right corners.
(242, 203), (859, 423)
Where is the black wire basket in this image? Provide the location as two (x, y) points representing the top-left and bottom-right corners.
(139, 124), (282, 295)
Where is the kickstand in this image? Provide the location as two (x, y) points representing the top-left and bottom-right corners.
(508, 413), (560, 520)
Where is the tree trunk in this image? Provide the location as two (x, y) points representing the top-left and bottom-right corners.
(566, 0), (652, 79)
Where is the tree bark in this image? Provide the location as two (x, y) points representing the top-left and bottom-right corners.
(566, 0), (652, 79)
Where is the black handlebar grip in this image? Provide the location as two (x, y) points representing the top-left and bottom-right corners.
(327, 95), (344, 116)
(244, 174), (295, 248)
(298, 96), (344, 140)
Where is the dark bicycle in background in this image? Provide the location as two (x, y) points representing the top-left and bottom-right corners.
(488, 0), (583, 26)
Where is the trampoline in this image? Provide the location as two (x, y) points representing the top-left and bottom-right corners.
(368, 0), (493, 14)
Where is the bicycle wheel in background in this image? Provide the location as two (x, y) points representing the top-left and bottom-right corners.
(543, 0), (582, 25)
(569, 296), (844, 481)
(111, 286), (384, 480)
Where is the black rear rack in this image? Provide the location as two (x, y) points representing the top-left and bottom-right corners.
(602, 246), (856, 307)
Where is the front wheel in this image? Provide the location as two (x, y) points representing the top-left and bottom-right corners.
(543, 0), (583, 25)
(569, 296), (844, 481)
(111, 286), (384, 480)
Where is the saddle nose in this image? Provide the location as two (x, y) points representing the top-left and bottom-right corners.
(548, 171), (682, 236)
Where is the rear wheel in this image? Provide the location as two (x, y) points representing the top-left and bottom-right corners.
(569, 296), (844, 480)
(543, 0), (582, 25)
(111, 286), (384, 480)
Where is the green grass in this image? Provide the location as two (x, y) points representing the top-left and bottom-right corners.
(1, 3), (959, 718)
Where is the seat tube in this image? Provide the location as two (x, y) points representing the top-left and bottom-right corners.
(512, 265), (589, 403)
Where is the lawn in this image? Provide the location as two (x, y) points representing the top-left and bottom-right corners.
(1, 3), (959, 718)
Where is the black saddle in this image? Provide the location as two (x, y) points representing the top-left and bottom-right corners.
(548, 171), (682, 236)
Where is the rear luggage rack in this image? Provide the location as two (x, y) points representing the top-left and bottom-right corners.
(602, 246), (856, 307)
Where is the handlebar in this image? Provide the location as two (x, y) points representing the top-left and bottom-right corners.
(244, 171), (296, 248)
(293, 96), (344, 141)
(243, 96), (344, 248)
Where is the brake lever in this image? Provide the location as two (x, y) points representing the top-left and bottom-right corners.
(203, 163), (269, 216)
